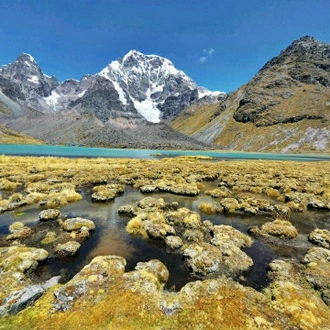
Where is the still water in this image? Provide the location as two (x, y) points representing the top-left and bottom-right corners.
(1, 144), (330, 161)
(0, 184), (328, 292)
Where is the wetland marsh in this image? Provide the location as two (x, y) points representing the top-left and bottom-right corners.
(0, 154), (329, 329)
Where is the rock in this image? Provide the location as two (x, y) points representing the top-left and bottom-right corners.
(243, 206), (259, 214)
(79, 226), (91, 238)
(8, 222), (25, 232)
(166, 208), (201, 229)
(62, 217), (95, 232)
(260, 220), (298, 239)
(135, 259), (169, 284)
(117, 204), (138, 217)
(54, 280), (88, 311)
(302, 246), (330, 264)
(0, 246), (48, 273)
(301, 247), (330, 306)
(144, 222), (175, 240)
(250, 219), (298, 239)
(205, 188), (231, 198)
(210, 225), (254, 274)
(273, 205), (291, 218)
(183, 243), (223, 276)
(211, 225), (253, 249)
(157, 180), (199, 196)
(6, 222), (32, 240)
(41, 231), (57, 245)
(39, 209), (61, 221)
(137, 197), (166, 211)
(198, 202), (216, 214)
(267, 280), (330, 329)
(220, 198), (241, 213)
(202, 220), (214, 232)
(164, 236), (183, 250)
(54, 256), (127, 311)
(42, 276), (61, 289)
(0, 285), (44, 316)
(248, 198), (273, 212)
(307, 196), (330, 209)
(91, 184), (125, 202)
(267, 259), (304, 282)
(54, 241), (81, 257)
(140, 185), (159, 193)
(182, 229), (204, 243)
(73, 255), (127, 282)
(122, 261), (169, 293)
(308, 228), (330, 248)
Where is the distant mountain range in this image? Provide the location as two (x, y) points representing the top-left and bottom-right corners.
(0, 50), (224, 149)
(1, 36), (329, 153)
(171, 36), (330, 153)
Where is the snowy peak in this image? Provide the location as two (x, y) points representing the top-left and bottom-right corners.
(0, 52), (59, 109)
(96, 50), (222, 122)
(17, 53), (37, 64)
(0, 50), (224, 124)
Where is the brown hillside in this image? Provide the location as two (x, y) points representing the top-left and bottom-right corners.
(171, 36), (330, 153)
(0, 124), (44, 144)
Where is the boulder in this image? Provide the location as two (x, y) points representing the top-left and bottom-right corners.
(301, 247), (330, 306)
(0, 246), (48, 273)
(91, 184), (125, 202)
(211, 225), (254, 274)
(41, 231), (57, 245)
(54, 280), (88, 311)
(308, 228), (330, 249)
(249, 219), (298, 239)
(135, 259), (169, 284)
(62, 217), (95, 232)
(260, 220), (298, 239)
(0, 285), (44, 316)
(165, 236), (183, 250)
(302, 246), (330, 264)
(54, 241), (81, 257)
(39, 209), (61, 221)
(183, 243), (223, 276)
(211, 225), (253, 249)
(144, 222), (175, 240)
(54, 256), (126, 311)
(137, 197), (166, 211)
(6, 222), (32, 241)
(117, 204), (138, 217)
(166, 208), (201, 229)
(220, 198), (241, 213)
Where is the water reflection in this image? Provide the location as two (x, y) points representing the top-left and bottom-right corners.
(0, 185), (329, 291)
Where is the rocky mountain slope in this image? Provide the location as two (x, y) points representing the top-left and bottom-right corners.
(0, 51), (223, 123)
(0, 51), (222, 148)
(0, 124), (43, 144)
(171, 36), (330, 153)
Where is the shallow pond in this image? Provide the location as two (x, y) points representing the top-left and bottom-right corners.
(0, 185), (329, 291)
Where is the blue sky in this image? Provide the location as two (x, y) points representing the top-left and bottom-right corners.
(0, 0), (329, 92)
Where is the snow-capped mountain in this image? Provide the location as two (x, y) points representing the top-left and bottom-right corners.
(0, 53), (58, 112)
(0, 51), (225, 125)
(95, 50), (224, 122)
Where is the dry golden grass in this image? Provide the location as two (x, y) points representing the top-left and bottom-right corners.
(126, 216), (148, 237)
(0, 155), (329, 215)
(0, 124), (44, 144)
(198, 202), (216, 214)
(0, 156), (329, 329)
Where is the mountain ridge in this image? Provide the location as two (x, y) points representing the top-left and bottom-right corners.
(0, 50), (224, 125)
(171, 36), (330, 153)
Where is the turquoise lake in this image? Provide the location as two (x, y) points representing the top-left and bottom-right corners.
(0, 144), (330, 161)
